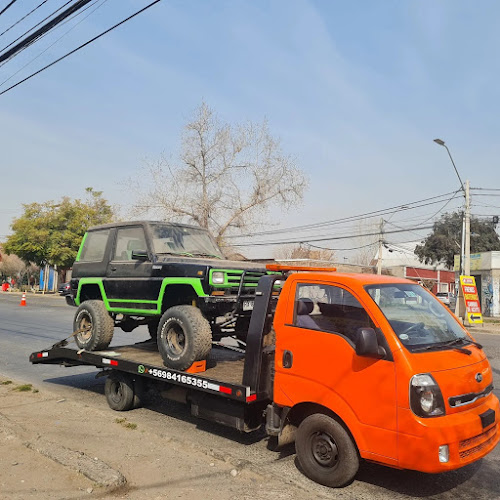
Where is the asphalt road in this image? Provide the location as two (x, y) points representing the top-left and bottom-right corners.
(1, 292), (500, 499)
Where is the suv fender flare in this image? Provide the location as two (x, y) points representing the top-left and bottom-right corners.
(75, 278), (106, 306)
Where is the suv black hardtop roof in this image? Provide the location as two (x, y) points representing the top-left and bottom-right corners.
(88, 221), (208, 232)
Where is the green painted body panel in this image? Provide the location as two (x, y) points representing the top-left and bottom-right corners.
(76, 277), (207, 315)
(75, 232), (88, 262)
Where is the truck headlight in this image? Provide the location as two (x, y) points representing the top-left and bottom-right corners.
(212, 272), (225, 285)
(410, 374), (445, 418)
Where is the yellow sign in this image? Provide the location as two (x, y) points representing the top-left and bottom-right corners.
(459, 276), (483, 324)
(453, 254), (460, 272)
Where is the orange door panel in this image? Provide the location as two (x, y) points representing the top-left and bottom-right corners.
(274, 280), (398, 460)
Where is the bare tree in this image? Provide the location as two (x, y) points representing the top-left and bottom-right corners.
(130, 102), (307, 245)
(274, 244), (335, 264)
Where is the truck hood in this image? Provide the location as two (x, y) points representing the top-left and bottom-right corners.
(409, 347), (493, 414)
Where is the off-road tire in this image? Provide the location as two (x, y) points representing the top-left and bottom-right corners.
(157, 305), (212, 370)
(105, 371), (135, 411)
(295, 413), (359, 488)
(73, 300), (114, 351)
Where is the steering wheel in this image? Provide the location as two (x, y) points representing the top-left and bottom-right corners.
(400, 322), (425, 336)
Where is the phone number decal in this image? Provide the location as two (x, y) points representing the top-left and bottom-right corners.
(137, 364), (218, 391)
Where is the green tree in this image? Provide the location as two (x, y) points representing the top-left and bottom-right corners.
(4, 188), (113, 268)
(415, 212), (500, 269)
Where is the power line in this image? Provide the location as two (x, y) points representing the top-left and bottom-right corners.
(0, 0), (108, 89)
(0, 0), (74, 56)
(226, 190), (460, 239)
(0, 0), (18, 18)
(306, 241), (378, 252)
(0, 0), (50, 39)
(0, 0), (94, 65)
(231, 224), (436, 247)
(0, 0), (162, 96)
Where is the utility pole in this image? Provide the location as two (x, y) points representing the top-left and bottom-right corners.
(377, 218), (384, 275)
(464, 180), (471, 276)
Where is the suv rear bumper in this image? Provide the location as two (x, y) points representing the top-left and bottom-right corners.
(65, 295), (76, 307)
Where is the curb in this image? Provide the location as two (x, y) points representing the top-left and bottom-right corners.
(25, 439), (126, 487)
(0, 412), (126, 488)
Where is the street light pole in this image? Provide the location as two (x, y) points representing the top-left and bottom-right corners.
(433, 139), (471, 322)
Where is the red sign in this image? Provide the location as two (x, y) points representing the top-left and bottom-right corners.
(459, 276), (483, 324)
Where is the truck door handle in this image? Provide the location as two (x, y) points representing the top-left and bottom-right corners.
(110, 266), (117, 271)
(282, 350), (293, 369)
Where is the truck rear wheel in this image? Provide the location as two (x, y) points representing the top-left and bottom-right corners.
(295, 413), (359, 487)
(73, 300), (114, 351)
(157, 305), (212, 370)
(105, 371), (135, 411)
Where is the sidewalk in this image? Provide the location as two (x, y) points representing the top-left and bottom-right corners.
(468, 318), (500, 335)
(0, 377), (303, 500)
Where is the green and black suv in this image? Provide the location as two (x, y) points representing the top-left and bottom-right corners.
(67, 221), (273, 370)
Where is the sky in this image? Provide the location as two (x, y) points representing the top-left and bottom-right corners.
(1, 0), (500, 260)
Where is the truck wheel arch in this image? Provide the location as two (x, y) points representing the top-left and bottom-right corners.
(77, 282), (105, 304)
(159, 284), (200, 312)
(279, 401), (365, 453)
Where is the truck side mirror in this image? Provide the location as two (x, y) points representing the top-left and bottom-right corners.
(131, 250), (149, 261)
(356, 328), (386, 359)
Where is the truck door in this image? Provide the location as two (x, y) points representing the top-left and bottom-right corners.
(274, 280), (397, 461)
(105, 226), (156, 311)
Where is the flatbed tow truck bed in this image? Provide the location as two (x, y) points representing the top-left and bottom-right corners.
(30, 276), (279, 432)
(30, 340), (254, 402)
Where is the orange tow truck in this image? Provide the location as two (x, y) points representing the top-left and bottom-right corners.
(31, 266), (499, 487)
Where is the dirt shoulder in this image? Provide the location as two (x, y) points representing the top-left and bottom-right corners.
(0, 378), (309, 500)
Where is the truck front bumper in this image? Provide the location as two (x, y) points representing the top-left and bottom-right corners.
(397, 395), (499, 473)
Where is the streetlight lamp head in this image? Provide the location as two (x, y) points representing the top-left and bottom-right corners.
(434, 138), (445, 146)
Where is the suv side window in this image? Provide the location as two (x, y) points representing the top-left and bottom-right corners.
(293, 283), (375, 344)
(79, 230), (110, 262)
(114, 227), (147, 261)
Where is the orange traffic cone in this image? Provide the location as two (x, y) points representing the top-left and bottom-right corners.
(19, 293), (27, 307)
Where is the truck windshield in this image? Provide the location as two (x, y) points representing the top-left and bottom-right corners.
(364, 283), (470, 353)
(149, 223), (223, 259)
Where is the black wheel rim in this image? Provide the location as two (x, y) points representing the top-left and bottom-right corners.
(311, 431), (339, 469)
(166, 323), (185, 355)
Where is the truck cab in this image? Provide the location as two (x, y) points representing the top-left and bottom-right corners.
(270, 268), (499, 486)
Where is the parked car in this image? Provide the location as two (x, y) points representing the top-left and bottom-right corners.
(436, 291), (456, 309)
(58, 282), (71, 296)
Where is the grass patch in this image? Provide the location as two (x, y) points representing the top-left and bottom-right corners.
(115, 417), (137, 430)
(1, 380), (13, 385)
(12, 384), (33, 392)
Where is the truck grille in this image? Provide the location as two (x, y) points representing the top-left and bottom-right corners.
(225, 271), (267, 288)
(459, 425), (497, 460)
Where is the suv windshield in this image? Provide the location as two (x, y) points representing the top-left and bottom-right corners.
(365, 283), (469, 353)
(149, 223), (223, 259)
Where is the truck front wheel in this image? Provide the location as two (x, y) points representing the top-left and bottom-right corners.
(295, 413), (359, 488)
(157, 305), (212, 370)
(73, 300), (114, 351)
